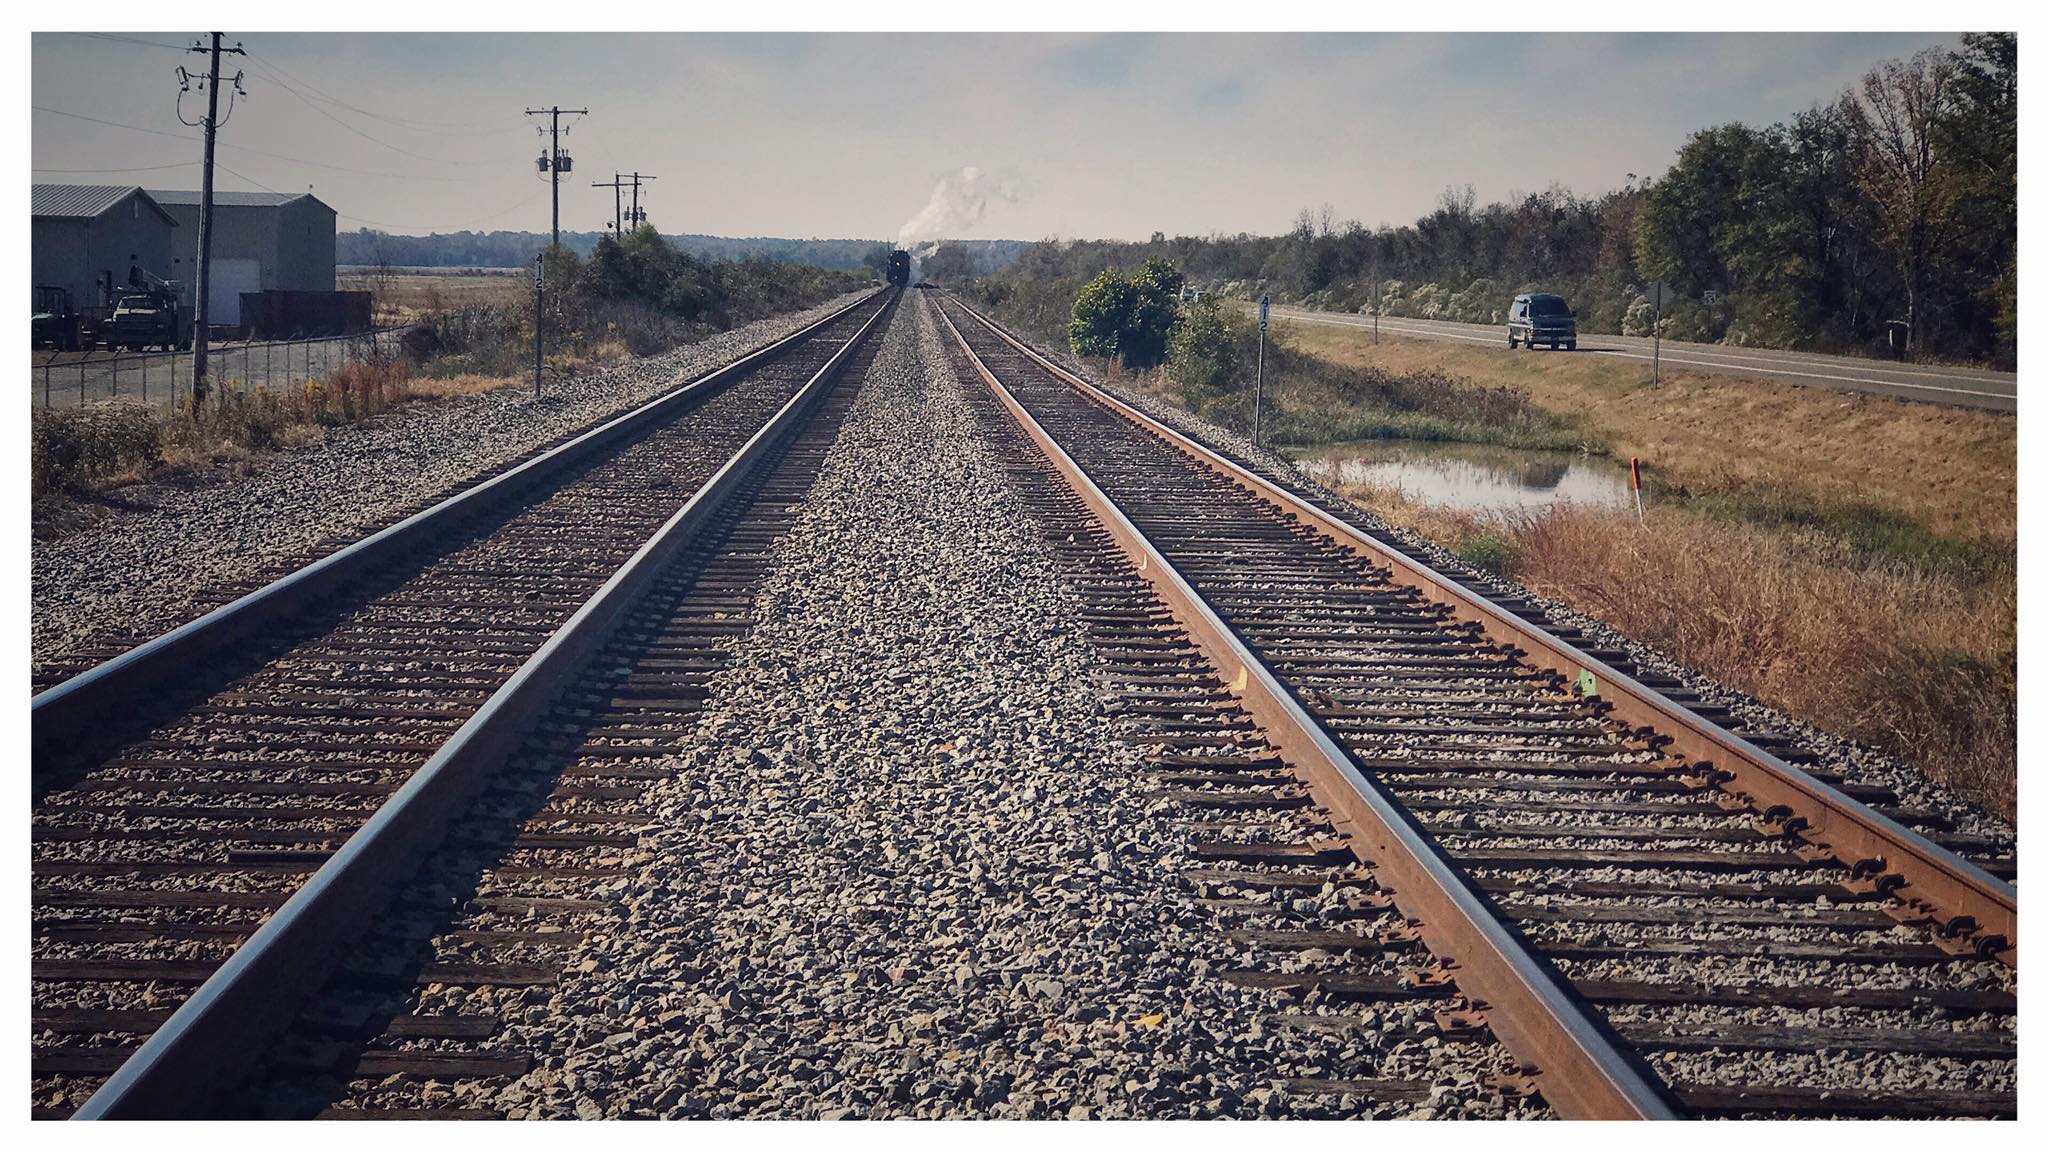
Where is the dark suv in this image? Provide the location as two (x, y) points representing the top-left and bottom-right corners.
(1508, 292), (1576, 350)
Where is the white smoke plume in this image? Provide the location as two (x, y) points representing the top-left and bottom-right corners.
(896, 166), (1024, 246)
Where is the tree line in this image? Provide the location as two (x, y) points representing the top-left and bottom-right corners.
(340, 229), (1026, 276)
(966, 34), (2014, 365)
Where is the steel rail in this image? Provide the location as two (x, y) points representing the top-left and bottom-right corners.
(33, 288), (887, 769)
(948, 295), (2017, 967)
(935, 297), (1680, 1121)
(72, 291), (896, 1120)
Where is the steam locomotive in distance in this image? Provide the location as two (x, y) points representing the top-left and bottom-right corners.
(886, 249), (912, 287)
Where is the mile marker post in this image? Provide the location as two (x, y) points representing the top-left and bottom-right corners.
(533, 252), (546, 400)
(1255, 293), (1269, 447)
(1651, 281), (1663, 385)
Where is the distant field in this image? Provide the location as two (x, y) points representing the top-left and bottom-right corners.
(339, 269), (526, 325)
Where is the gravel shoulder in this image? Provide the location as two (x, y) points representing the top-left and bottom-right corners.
(493, 296), (1520, 1119)
(30, 289), (873, 674)
(1006, 334), (2016, 852)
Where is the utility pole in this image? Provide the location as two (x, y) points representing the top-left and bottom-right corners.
(626, 172), (656, 230)
(525, 105), (587, 249)
(182, 32), (245, 405)
(593, 174), (625, 236)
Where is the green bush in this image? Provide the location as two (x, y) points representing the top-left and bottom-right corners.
(1459, 531), (1517, 575)
(1166, 297), (1244, 408)
(1069, 269), (1138, 359)
(1068, 258), (1184, 368)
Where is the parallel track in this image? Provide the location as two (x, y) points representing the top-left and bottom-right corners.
(219, 307), (887, 1118)
(32, 290), (893, 1118)
(28, 283), (2017, 1120)
(933, 290), (2016, 1120)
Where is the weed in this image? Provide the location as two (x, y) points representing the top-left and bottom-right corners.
(1457, 530), (1517, 575)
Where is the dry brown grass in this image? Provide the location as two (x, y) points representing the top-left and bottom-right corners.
(396, 372), (523, 402)
(1281, 322), (2016, 550)
(35, 359), (521, 516)
(1325, 477), (2015, 815)
(342, 271), (526, 326)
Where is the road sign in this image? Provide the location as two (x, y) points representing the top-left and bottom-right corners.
(534, 253), (546, 291)
(1701, 289), (1719, 306)
(1259, 294), (1270, 332)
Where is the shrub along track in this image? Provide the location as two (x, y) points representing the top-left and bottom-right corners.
(933, 290), (2016, 1120)
(30, 290), (893, 1119)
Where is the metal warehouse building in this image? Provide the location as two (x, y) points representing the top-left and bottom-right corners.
(147, 189), (338, 325)
(30, 185), (180, 317)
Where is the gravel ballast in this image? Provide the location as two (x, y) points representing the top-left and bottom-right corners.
(487, 296), (1528, 1119)
(1024, 344), (2016, 851)
(31, 289), (873, 673)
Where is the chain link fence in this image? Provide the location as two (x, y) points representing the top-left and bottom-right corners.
(30, 326), (419, 411)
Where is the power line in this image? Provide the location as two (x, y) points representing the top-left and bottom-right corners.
(34, 104), (498, 183)
(70, 32), (190, 50)
(34, 161), (197, 174)
(334, 185), (550, 234)
(35, 105), (192, 141)
(213, 162), (284, 194)
(243, 55), (506, 164)
(245, 51), (521, 134)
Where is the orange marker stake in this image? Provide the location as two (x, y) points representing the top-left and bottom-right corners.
(1631, 457), (1646, 524)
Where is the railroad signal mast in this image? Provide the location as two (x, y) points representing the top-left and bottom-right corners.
(526, 105), (587, 250)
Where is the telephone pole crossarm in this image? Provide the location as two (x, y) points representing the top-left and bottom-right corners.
(525, 105), (588, 250)
(185, 31), (247, 404)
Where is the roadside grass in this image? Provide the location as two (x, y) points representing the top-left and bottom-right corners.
(980, 291), (2016, 814)
(1340, 479), (2015, 816)
(1278, 320), (2016, 553)
(1092, 342), (1597, 455)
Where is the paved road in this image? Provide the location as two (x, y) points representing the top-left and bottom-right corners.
(1265, 304), (2016, 413)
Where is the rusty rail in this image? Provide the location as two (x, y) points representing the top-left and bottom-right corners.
(946, 294), (2015, 968)
(69, 293), (896, 1119)
(33, 288), (887, 772)
(936, 298), (1681, 1120)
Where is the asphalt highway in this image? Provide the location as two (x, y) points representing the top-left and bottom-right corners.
(1265, 304), (2016, 413)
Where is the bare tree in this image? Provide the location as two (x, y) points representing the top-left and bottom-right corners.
(1842, 48), (1959, 351)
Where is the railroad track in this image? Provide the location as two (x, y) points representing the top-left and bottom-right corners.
(31, 288), (895, 1118)
(931, 290), (2017, 1120)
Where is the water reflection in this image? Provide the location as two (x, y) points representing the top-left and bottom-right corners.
(1287, 440), (1632, 515)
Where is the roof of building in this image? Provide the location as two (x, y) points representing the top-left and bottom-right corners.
(147, 189), (333, 213)
(32, 184), (178, 224)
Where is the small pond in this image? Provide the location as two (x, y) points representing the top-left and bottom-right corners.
(1285, 439), (1633, 515)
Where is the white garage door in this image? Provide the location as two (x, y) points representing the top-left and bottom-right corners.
(208, 258), (261, 326)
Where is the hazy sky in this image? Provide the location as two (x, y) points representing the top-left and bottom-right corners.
(32, 31), (1955, 240)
